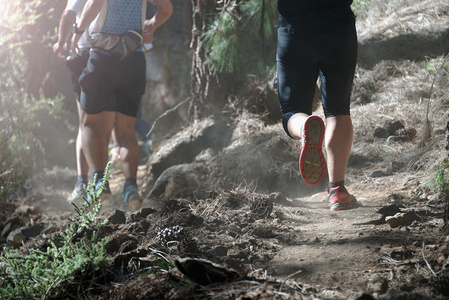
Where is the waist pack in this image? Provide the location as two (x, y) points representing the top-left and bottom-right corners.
(88, 30), (143, 61)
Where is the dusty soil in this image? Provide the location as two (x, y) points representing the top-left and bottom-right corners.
(7, 159), (448, 299)
(2, 0), (449, 299)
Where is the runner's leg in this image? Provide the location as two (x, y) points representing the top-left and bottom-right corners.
(324, 115), (353, 183)
(114, 112), (139, 180)
(81, 111), (115, 174)
(76, 101), (89, 176)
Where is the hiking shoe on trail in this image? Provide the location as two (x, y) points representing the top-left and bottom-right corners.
(67, 184), (87, 205)
(86, 179), (111, 204)
(122, 185), (142, 212)
(299, 115), (326, 185)
(327, 186), (357, 211)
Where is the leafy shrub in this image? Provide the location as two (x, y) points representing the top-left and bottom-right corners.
(0, 177), (109, 299)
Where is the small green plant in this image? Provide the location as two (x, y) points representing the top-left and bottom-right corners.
(0, 171), (110, 299)
(422, 61), (436, 75)
(443, 61), (449, 76)
(130, 248), (175, 279)
(425, 159), (449, 198)
(0, 170), (13, 201)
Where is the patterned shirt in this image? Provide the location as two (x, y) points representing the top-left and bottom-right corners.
(91, 0), (153, 35)
(102, 0), (142, 34)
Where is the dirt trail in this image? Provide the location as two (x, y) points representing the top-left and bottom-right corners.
(271, 176), (421, 294)
(18, 155), (446, 299)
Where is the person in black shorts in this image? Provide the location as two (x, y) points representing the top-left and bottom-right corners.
(276, 0), (358, 211)
(71, 0), (172, 211)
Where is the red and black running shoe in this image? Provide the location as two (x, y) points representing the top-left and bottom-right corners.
(327, 186), (357, 211)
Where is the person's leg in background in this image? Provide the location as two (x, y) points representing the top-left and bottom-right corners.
(53, 1), (90, 205)
(81, 111), (115, 201)
(109, 128), (122, 169)
(115, 113), (139, 181)
(110, 101), (151, 169)
(115, 112), (142, 211)
(134, 100), (152, 155)
(66, 49), (90, 204)
(71, 100), (89, 200)
(115, 51), (147, 212)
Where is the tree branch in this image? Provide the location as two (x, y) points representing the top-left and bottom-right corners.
(145, 97), (192, 140)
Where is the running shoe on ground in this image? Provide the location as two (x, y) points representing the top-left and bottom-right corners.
(143, 139), (152, 155)
(327, 186), (357, 211)
(67, 183), (87, 205)
(299, 115), (326, 185)
(86, 178), (112, 204)
(122, 185), (142, 212)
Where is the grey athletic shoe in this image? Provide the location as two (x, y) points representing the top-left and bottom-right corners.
(122, 185), (142, 212)
(86, 179), (111, 205)
(67, 183), (87, 205)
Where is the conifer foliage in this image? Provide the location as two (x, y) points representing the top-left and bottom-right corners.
(201, 0), (277, 74)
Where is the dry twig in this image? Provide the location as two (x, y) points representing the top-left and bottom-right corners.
(279, 269), (302, 293)
(145, 97), (192, 140)
(422, 242), (437, 277)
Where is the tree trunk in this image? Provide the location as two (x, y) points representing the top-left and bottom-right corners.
(190, 0), (228, 120)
